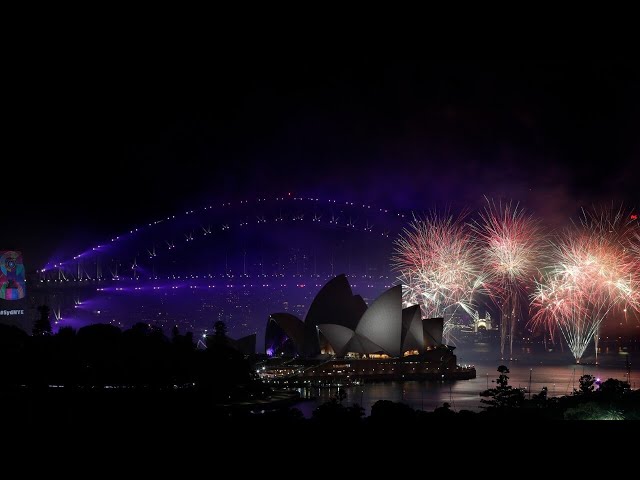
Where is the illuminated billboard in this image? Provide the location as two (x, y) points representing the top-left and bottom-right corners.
(0, 251), (26, 300)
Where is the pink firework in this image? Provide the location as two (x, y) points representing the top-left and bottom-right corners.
(530, 206), (640, 363)
(629, 216), (640, 257)
(392, 210), (484, 339)
(473, 199), (543, 359)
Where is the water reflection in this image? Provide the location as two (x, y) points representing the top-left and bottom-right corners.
(293, 349), (637, 418)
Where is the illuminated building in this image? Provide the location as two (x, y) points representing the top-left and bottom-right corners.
(263, 275), (475, 380)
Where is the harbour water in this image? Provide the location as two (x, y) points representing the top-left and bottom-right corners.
(293, 344), (637, 417)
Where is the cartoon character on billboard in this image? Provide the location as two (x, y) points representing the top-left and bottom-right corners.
(0, 251), (26, 300)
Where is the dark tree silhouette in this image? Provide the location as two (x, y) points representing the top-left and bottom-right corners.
(205, 320), (229, 349)
(56, 326), (75, 338)
(312, 398), (364, 424)
(77, 323), (123, 386)
(0, 324), (29, 386)
(480, 365), (525, 409)
(599, 378), (630, 397)
(172, 325), (180, 343)
(121, 322), (171, 387)
(197, 321), (259, 399)
(213, 321), (227, 338)
(433, 402), (456, 417)
(0, 319), (269, 428)
(531, 386), (548, 406)
(369, 400), (416, 423)
(496, 365), (509, 388)
(33, 305), (52, 336)
(575, 375), (596, 395)
(53, 326), (77, 388)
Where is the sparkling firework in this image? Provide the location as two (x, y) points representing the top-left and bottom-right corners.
(530, 207), (640, 363)
(392, 211), (484, 340)
(473, 199), (543, 359)
(631, 221), (640, 257)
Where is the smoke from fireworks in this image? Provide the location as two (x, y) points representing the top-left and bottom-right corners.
(530, 206), (640, 363)
(392, 211), (484, 339)
(473, 199), (543, 359)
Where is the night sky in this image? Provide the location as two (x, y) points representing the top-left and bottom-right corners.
(6, 43), (639, 269)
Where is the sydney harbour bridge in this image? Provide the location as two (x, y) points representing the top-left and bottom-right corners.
(31, 194), (413, 347)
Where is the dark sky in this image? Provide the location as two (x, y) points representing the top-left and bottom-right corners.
(5, 42), (639, 267)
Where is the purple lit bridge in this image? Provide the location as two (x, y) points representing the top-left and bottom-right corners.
(33, 194), (411, 344)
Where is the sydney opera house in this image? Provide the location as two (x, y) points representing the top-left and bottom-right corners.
(262, 275), (475, 383)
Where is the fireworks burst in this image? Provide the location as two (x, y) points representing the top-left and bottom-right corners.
(473, 199), (543, 359)
(630, 216), (640, 257)
(392, 210), (484, 340)
(530, 206), (640, 363)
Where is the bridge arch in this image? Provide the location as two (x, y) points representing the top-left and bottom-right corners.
(34, 194), (407, 345)
(40, 193), (408, 282)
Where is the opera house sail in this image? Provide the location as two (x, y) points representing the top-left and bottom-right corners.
(262, 274), (476, 384)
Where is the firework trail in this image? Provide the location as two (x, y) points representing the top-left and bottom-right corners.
(473, 199), (543, 359)
(630, 217), (640, 256)
(392, 210), (484, 341)
(530, 206), (640, 363)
